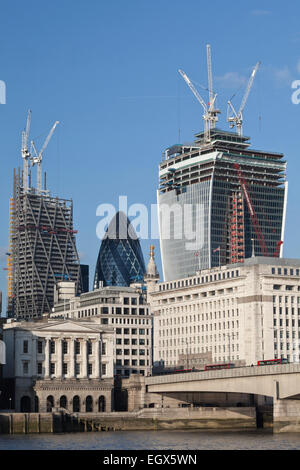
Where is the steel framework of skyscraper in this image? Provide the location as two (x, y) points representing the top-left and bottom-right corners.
(7, 112), (81, 318)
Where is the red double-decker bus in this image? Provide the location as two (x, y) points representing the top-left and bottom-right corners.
(257, 358), (288, 366)
(204, 363), (235, 371)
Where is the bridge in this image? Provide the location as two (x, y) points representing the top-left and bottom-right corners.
(145, 364), (300, 432)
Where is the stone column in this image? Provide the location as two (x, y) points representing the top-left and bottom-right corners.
(82, 340), (87, 378)
(45, 338), (50, 378)
(31, 337), (37, 377)
(95, 339), (100, 379)
(57, 338), (63, 378)
(69, 338), (75, 378)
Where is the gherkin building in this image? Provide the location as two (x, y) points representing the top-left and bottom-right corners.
(94, 211), (146, 288)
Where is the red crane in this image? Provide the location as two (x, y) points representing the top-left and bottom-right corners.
(233, 163), (269, 257)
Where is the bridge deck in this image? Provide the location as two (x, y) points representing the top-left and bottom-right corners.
(146, 364), (300, 386)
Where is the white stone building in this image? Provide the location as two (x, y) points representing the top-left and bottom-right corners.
(50, 285), (153, 377)
(3, 318), (114, 413)
(148, 257), (300, 367)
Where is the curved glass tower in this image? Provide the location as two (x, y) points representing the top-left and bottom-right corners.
(94, 211), (146, 288)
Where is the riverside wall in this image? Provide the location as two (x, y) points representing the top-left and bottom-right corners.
(0, 407), (257, 434)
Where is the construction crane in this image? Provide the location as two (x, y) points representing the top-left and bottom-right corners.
(21, 109), (32, 193)
(233, 163), (269, 257)
(227, 61), (260, 136)
(30, 121), (59, 194)
(206, 44), (221, 130)
(178, 44), (220, 142)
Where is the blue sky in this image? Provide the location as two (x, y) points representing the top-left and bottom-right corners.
(1, 0), (300, 313)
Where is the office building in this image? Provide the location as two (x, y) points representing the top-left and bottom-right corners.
(158, 129), (287, 281)
(51, 283), (153, 377)
(148, 257), (300, 367)
(7, 114), (82, 318)
(94, 211), (146, 288)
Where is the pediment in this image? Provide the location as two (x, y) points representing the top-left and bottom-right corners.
(32, 320), (103, 334)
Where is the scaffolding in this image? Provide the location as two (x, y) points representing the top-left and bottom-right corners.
(8, 168), (81, 318)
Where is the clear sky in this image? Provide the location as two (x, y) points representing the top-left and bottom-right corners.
(1, 0), (300, 314)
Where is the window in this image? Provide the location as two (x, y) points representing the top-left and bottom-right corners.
(87, 342), (93, 355)
(131, 298), (137, 305)
(75, 341), (80, 355)
(139, 329), (145, 335)
(124, 297), (129, 305)
(63, 341), (68, 354)
(50, 341), (55, 354)
(50, 363), (55, 375)
(75, 363), (80, 375)
(101, 364), (106, 376)
(116, 307), (121, 315)
(63, 363), (68, 375)
(88, 363), (93, 375)
(37, 341), (43, 354)
(23, 340), (28, 354)
(37, 362), (42, 375)
(101, 342), (106, 355)
(23, 362), (29, 374)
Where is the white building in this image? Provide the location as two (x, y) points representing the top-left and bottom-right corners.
(3, 318), (114, 413)
(148, 257), (300, 367)
(50, 285), (153, 377)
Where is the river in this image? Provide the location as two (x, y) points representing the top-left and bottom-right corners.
(1, 429), (300, 450)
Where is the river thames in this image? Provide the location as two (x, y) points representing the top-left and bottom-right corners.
(1, 429), (300, 450)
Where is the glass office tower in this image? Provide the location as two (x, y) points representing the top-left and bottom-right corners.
(158, 129), (287, 281)
(94, 211), (146, 288)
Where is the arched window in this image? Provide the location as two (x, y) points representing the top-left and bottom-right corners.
(85, 395), (93, 412)
(60, 395), (67, 409)
(73, 395), (80, 412)
(98, 395), (105, 412)
(46, 395), (54, 412)
(20, 396), (31, 412)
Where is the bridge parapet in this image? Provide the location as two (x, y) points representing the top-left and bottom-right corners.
(146, 364), (300, 386)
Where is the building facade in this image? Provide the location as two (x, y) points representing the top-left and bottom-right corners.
(148, 257), (300, 367)
(94, 211), (146, 289)
(158, 129), (287, 281)
(3, 319), (114, 413)
(51, 284), (153, 377)
(8, 167), (81, 319)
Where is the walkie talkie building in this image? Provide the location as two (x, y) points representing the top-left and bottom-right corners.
(158, 129), (287, 281)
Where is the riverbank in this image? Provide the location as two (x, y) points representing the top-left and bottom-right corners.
(0, 407), (259, 434)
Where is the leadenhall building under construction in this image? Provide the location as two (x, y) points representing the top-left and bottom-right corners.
(158, 46), (287, 281)
(7, 111), (81, 318)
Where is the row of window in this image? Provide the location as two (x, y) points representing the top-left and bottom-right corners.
(116, 359), (149, 366)
(22, 340), (106, 355)
(116, 338), (148, 345)
(23, 362), (107, 376)
(159, 270), (240, 291)
(273, 307), (300, 316)
(273, 284), (300, 291)
(272, 268), (300, 276)
(116, 349), (148, 356)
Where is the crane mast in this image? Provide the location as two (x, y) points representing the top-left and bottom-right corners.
(227, 61), (260, 136)
(178, 44), (220, 142)
(21, 109), (32, 193)
(31, 121), (59, 194)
